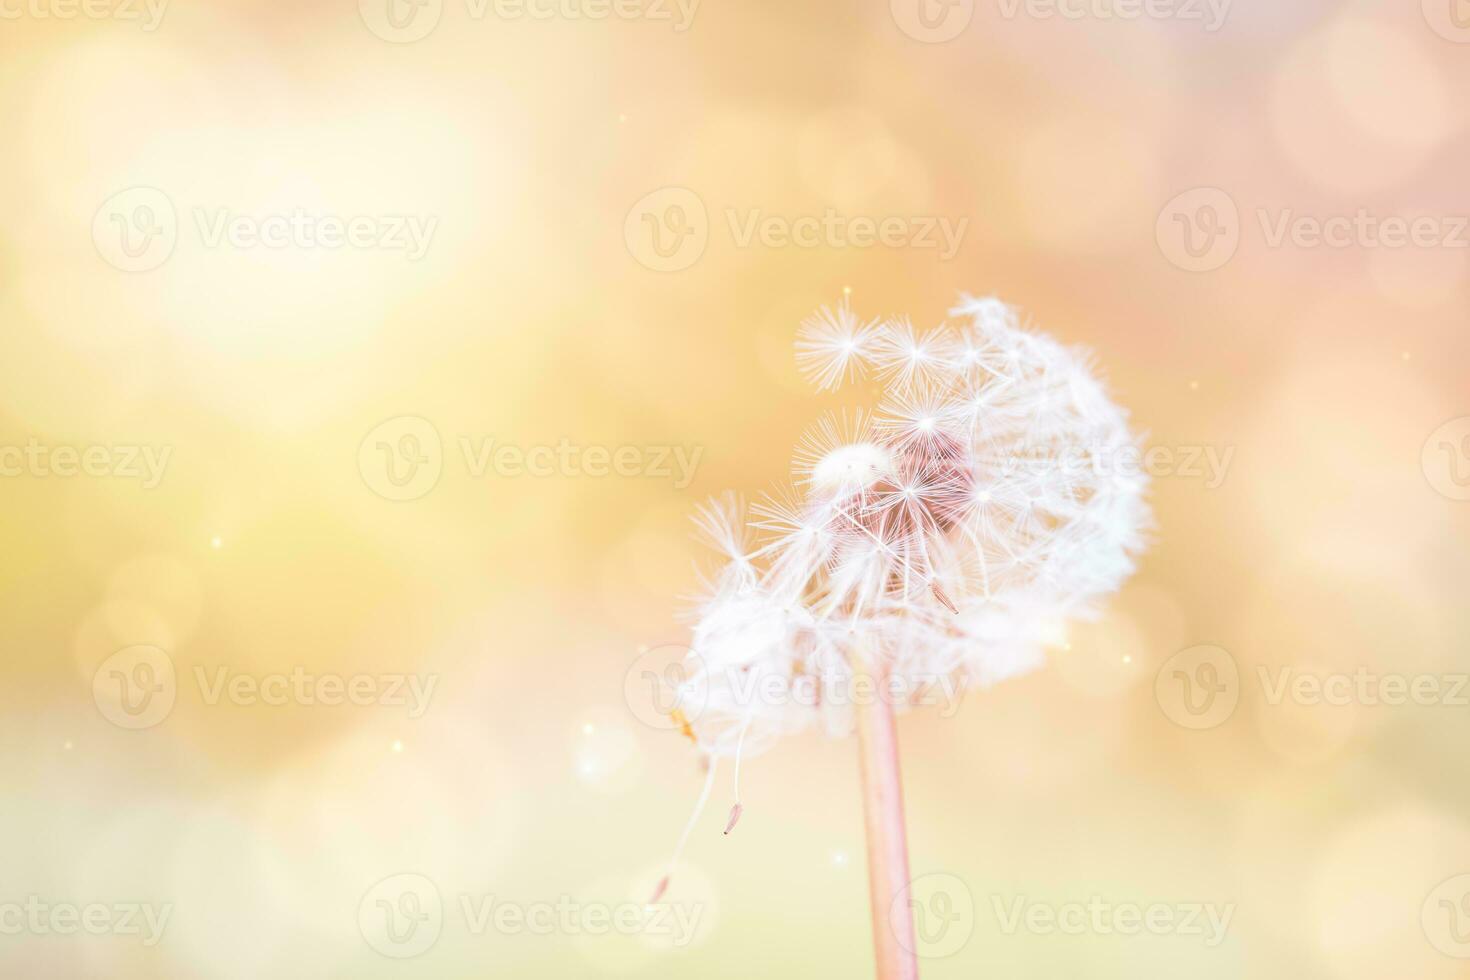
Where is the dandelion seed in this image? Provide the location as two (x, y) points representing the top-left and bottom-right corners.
(930, 581), (959, 614)
(725, 711), (752, 835)
(795, 300), (882, 391)
(870, 317), (963, 389)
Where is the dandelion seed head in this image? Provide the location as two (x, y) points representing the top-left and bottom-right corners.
(674, 293), (1150, 762)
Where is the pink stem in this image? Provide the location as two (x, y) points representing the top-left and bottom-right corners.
(855, 656), (920, 980)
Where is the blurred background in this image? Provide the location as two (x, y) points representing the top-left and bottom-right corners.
(2, 0), (1469, 976)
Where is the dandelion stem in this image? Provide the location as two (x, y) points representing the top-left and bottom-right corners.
(652, 755), (719, 903)
(854, 650), (919, 980)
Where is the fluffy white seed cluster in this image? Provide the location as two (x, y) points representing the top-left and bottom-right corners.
(675, 294), (1150, 760)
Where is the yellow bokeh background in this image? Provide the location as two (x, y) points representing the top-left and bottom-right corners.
(2, 0), (1469, 976)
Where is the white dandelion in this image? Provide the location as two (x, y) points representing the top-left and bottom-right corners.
(870, 316), (962, 390)
(795, 300), (883, 391)
(651, 293), (1151, 979)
